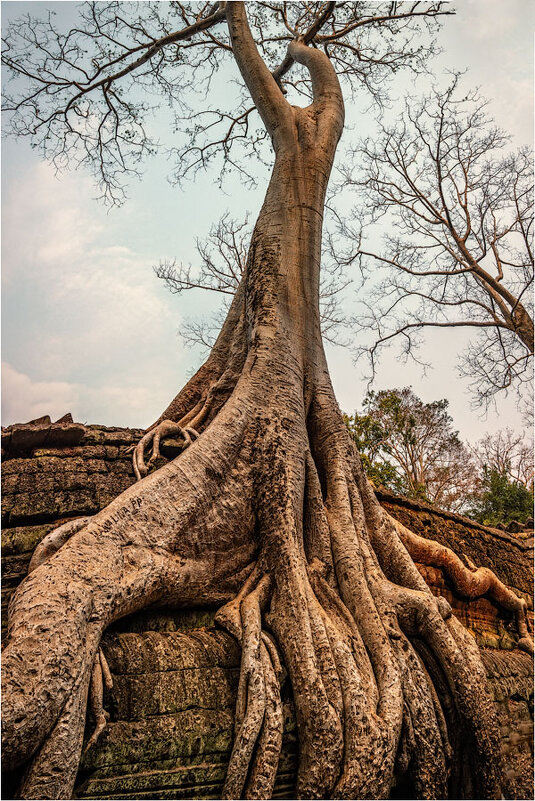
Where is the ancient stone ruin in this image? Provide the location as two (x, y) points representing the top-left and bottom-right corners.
(2, 418), (533, 799)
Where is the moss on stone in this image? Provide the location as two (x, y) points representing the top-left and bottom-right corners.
(1, 523), (55, 556)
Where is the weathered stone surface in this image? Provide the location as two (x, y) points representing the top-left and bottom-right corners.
(74, 626), (298, 800)
(77, 749), (297, 800)
(82, 425), (144, 446)
(480, 650), (534, 800)
(2, 423), (533, 799)
(110, 666), (239, 720)
(1, 425), (140, 530)
(108, 608), (219, 636)
(69, 626), (532, 800)
(2, 420), (86, 456)
(1, 523), (56, 556)
(103, 628), (240, 675)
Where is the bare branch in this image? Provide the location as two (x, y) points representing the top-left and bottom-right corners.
(340, 77), (533, 406)
(156, 212), (350, 349)
(3, 2), (451, 201)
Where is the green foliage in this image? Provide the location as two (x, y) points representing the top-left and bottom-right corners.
(468, 467), (534, 527)
(349, 387), (532, 524)
(345, 387), (476, 512)
(344, 412), (404, 492)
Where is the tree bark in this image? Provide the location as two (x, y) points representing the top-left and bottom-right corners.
(2, 4), (530, 799)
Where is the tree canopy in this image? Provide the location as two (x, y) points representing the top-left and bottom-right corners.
(345, 386), (475, 511)
(469, 468), (534, 527)
(2, 1), (449, 203)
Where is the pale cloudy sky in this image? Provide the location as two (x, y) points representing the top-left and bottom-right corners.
(2, 0), (533, 441)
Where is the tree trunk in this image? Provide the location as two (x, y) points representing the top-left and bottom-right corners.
(2, 5), (528, 799)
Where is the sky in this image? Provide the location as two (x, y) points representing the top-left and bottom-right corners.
(2, 0), (533, 443)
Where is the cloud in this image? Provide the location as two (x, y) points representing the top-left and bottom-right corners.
(465, 0), (516, 42)
(2, 163), (101, 286)
(2, 362), (78, 426)
(2, 160), (185, 420)
(1, 361), (177, 429)
(436, 1), (533, 147)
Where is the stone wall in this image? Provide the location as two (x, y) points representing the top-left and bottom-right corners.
(76, 628), (298, 800)
(376, 490), (534, 652)
(1, 422), (143, 638)
(2, 421), (533, 799)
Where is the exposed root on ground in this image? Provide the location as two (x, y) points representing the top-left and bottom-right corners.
(391, 517), (534, 654)
(133, 420), (199, 480)
(25, 516), (115, 758)
(83, 649), (113, 755)
(216, 571), (284, 799)
(3, 369), (530, 800)
(28, 517), (91, 574)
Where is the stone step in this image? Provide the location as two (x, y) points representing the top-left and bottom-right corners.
(78, 754), (297, 798)
(109, 666), (240, 720)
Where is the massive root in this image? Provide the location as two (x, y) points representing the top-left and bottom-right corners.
(2, 315), (532, 799)
(391, 517), (533, 654)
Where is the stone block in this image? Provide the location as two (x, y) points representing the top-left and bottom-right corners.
(35, 456), (67, 473)
(85, 459), (109, 474)
(53, 490), (98, 518)
(1, 524), (56, 556)
(9, 491), (58, 523)
(103, 629), (240, 676)
(108, 608), (218, 635)
(109, 460), (136, 476)
(2, 422), (85, 456)
(110, 666), (239, 720)
(2, 458), (37, 476)
(1, 553), (31, 582)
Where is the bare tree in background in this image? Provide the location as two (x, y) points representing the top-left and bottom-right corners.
(340, 77), (534, 406)
(472, 428), (534, 491)
(156, 213), (350, 348)
(2, 5), (531, 800)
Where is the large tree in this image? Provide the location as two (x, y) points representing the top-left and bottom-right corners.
(346, 387), (476, 513)
(2, 4), (532, 800)
(341, 79), (534, 406)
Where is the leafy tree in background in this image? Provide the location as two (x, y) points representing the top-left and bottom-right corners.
(469, 468), (534, 527)
(343, 410), (404, 493)
(346, 387), (476, 513)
